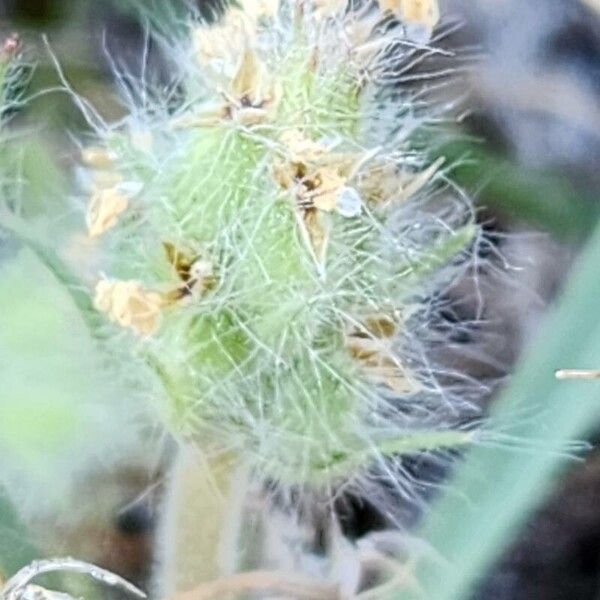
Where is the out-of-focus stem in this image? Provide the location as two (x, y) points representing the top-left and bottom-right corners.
(156, 448), (237, 596)
(165, 570), (339, 600)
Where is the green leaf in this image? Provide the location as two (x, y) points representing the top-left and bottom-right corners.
(0, 247), (139, 515)
(396, 221), (600, 600)
(436, 140), (599, 242)
(0, 491), (39, 577)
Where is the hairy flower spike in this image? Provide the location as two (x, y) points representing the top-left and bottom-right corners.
(80, 0), (479, 507)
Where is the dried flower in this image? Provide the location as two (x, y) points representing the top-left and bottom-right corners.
(378, 0), (439, 27)
(297, 208), (331, 272)
(281, 129), (328, 163)
(346, 314), (418, 394)
(313, 0), (347, 19)
(358, 157), (444, 209)
(384, 157), (445, 208)
(75, 0), (478, 520)
(81, 146), (116, 170)
(274, 131), (356, 213)
(180, 47), (280, 128)
(228, 47), (280, 124)
(162, 242), (216, 303)
(94, 279), (163, 336)
(86, 187), (129, 238)
(193, 10), (254, 68)
(308, 167), (347, 212)
(271, 131), (367, 268)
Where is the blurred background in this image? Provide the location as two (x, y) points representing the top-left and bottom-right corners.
(0, 0), (599, 598)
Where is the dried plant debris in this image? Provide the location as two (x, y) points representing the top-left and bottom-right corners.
(1, 559), (145, 600)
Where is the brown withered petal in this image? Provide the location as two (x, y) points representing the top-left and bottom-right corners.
(346, 336), (380, 361)
(319, 151), (363, 178)
(371, 365), (417, 395)
(298, 208), (331, 271)
(310, 168), (347, 212)
(163, 242), (194, 281)
(345, 314), (419, 394)
(86, 187), (129, 238)
(384, 157), (445, 208)
(230, 47), (272, 106)
(363, 314), (397, 338)
(272, 163), (295, 190)
(359, 162), (402, 205)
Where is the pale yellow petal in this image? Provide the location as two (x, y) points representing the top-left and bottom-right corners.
(401, 0), (439, 28)
(230, 47), (274, 108)
(93, 279), (163, 337)
(298, 209), (330, 272)
(171, 105), (227, 129)
(377, 0), (439, 29)
(386, 157), (445, 207)
(81, 146), (116, 170)
(86, 187), (129, 238)
(280, 130), (327, 163)
(93, 279), (114, 313)
(311, 168), (346, 212)
(193, 10), (253, 67)
(235, 106), (270, 126)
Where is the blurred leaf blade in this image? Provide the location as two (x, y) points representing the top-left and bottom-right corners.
(0, 492), (39, 577)
(0, 245), (145, 521)
(436, 140), (600, 241)
(396, 221), (600, 599)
